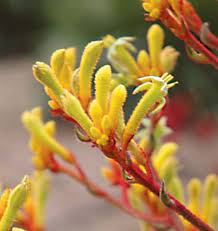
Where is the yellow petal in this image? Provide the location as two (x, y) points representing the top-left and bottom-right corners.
(202, 174), (217, 222)
(88, 100), (103, 128)
(101, 115), (111, 136)
(123, 79), (165, 147)
(161, 46), (179, 73)
(61, 90), (93, 136)
(22, 109), (74, 163)
(187, 178), (201, 214)
(108, 85), (127, 132)
(79, 41), (104, 109)
(137, 50), (150, 74)
(44, 120), (56, 137)
(90, 127), (101, 140)
(147, 24), (164, 72)
(50, 49), (65, 77)
(33, 62), (64, 103)
(153, 142), (178, 170)
(0, 189), (11, 220)
(159, 157), (177, 185)
(32, 171), (50, 228)
(0, 176), (30, 231)
(51, 48), (76, 87)
(95, 65), (111, 114)
(168, 177), (184, 202)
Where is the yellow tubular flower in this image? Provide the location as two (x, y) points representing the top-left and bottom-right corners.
(22, 107), (74, 164)
(123, 75), (176, 148)
(90, 127), (101, 140)
(147, 24), (164, 74)
(50, 48), (76, 90)
(116, 109), (125, 137)
(161, 46), (180, 73)
(137, 50), (150, 75)
(187, 178), (201, 214)
(33, 62), (64, 104)
(115, 45), (141, 76)
(89, 100), (103, 129)
(103, 35), (141, 77)
(79, 41), (104, 109)
(31, 171), (50, 229)
(158, 157), (177, 185)
(0, 189), (11, 220)
(95, 65), (111, 114)
(61, 90), (93, 136)
(0, 177), (30, 231)
(210, 199), (218, 227)
(202, 175), (217, 223)
(104, 25), (179, 87)
(153, 142), (178, 170)
(168, 177), (184, 202)
(108, 85), (127, 132)
(101, 115), (112, 136)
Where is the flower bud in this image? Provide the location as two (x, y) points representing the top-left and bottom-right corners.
(61, 91), (93, 136)
(161, 46), (179, 73)
(108, 85), (127, 131)
(79, 41), (104, 109)
(33, 62), (64, 103)
(0, 176), (30, 231)
(95, 65), (111, 114)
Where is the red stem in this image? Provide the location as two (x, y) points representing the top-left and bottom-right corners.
(120, 160), (215, 231)
(185, 30), (218, 69)
(58, 164), (169, 226)
(158, 9), (218, 69)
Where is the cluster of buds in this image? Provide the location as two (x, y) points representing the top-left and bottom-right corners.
(17, 171), (49, 231)
(22, 107), (74, 171)
(142, 0), (218, 69)
(103, 24), (179, 87)
(21, 24), (217, 231)
(0, 177), (30, 231)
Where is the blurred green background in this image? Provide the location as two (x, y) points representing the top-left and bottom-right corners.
(0, 0), (217, 115)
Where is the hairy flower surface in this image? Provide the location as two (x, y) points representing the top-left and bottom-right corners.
(17, 171), (49, 231)
(22, 107), (74, 170)
(21, 27), (217, 231)
(0, 177), (30, 231)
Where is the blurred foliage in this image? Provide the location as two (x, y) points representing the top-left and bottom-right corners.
(0, 0), (217, 114)
(0, 0), (47, 56)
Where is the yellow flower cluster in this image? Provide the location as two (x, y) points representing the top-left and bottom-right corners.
(185, 175), (218, 229)
(0, 177), (30, 231)
(22, 107), (74, 169)
(26, 33), (177, 151)
(104, 24), (179, 87)
(18, 171), (49, 231)
(142, 0), (168, 19)
(20, 22), (217, 231)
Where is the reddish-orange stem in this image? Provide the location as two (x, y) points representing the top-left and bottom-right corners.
(58, 164), (169, 226)
(160, 10), (218, 69)
(120, 159), (215, 231)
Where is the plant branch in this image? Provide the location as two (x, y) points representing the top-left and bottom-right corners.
(118, 156), (215, 231)
(58, 164), (169, 226)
